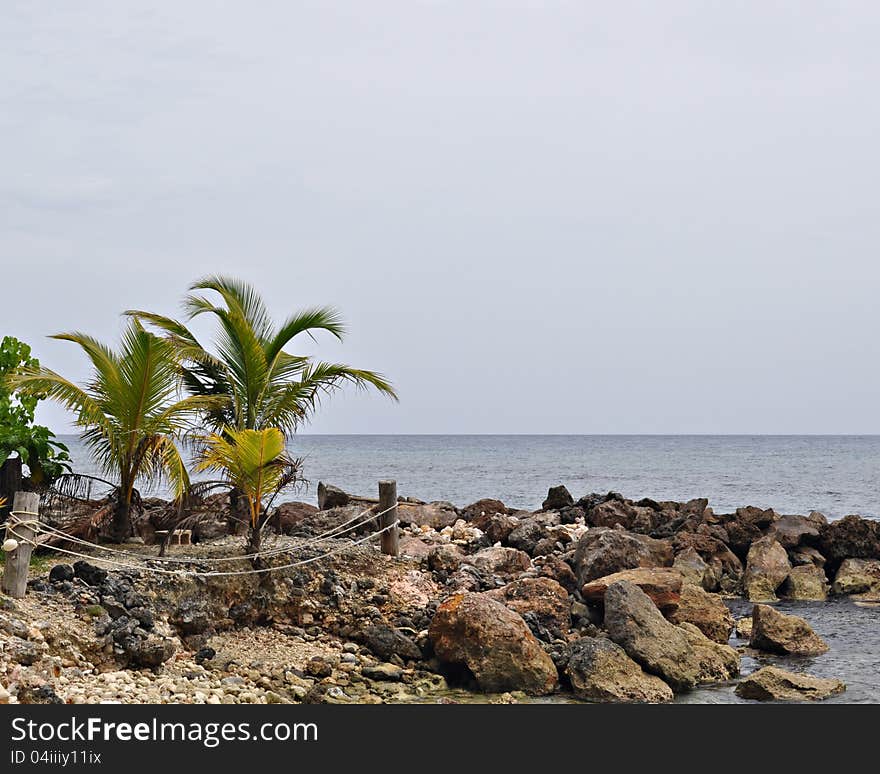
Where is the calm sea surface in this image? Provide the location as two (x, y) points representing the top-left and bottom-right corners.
(57, 434), (880, 519)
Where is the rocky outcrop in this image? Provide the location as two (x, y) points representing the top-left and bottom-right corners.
(542, 485), (574, 511)
(743, 537), (791, 601)
(428, 593), (557, 694)
(572, 528), (672, 586)
(818, 515), (880, 572)
(603, 581), (700, 691)
(781, 565), (829, 601)
(565, 636), (673, 703)
(485, 578), (570, 636)
(749, 604), (829, 656)
(832, 558), (880, 598)
(735, 666), (845, 702)
(582, 568), (683, 614)
(669, 584), (734, 644)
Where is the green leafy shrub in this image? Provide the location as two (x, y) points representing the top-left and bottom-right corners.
(0, 335), (71, 486)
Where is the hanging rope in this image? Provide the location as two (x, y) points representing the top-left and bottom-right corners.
(0, 502), (397, 564)
(12, 520), (400, 577)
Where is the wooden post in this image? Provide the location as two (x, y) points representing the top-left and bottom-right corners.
(378, 480), (399, 557)
(2, 491), (39, 598)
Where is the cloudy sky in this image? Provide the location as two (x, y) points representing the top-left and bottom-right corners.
(3, 2), (879, 434)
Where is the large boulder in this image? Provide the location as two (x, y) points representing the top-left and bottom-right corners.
(765, 514), (823, 550)
(781, 565), (829, 601)
(428, 593), (558, 694)
(572, 528), (672, 586)
(749, 604), (829, 656)
(668, 584), (735, 644)
(542, 485), (574, 511)
(603, 581), (700, 691)
(316, 482), (350, 510)
(735, 666), (845, 702)
(678, 622), (739, 683)
(818, 515), (880, 572)
(743, 537), (791, 601)
(565, 637), (673, 703)
(831, 558), (880, 598)
(582, 568), (683, 614)
(398, 502), (460, 529)
(485, 577), (571, 635)
(465, 546), (532, 577)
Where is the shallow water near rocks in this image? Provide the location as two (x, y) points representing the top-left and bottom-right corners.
(679, 598), (880, 704)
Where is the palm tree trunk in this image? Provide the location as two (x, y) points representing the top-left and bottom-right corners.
(111, 496), (133, 543)
(227, 487), (249, 535)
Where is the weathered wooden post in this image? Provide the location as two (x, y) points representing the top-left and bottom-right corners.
(2, 491), (40, 598)
(378, 480), (399, 557)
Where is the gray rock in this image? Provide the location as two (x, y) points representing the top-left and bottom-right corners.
(603, 580), (700, 691)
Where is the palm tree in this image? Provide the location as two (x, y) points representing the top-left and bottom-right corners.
(127, 275), (398, 536)
(8, 323), (214, 542)
(196, 427), (300, 555)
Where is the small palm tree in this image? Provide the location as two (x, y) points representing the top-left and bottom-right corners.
(128, 275), (398, 433)
(196, 427), (300, 555)
(8, 323), (214, 542)
(128, 275), (397, 533)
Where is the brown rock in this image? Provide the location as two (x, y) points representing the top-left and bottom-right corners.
(765, 514), (821, 550)
(398, 502), (460, 529)
(603, 581), (701, 690)
(461, 498), (508, 523)
(271, 501), (318, 534)
(582, 568), (683, 614)
(572, 528), (673, 586)
(749, 604), (829, 656)
(428, 593), (557, 694)
(673, 547), (713, 590)
(818, 515), (880, 572)
(485, 577), (571, 633)
(668, 584), (734, 644)
(536, 554), (579, 593)
(735, 666), (845, 702)
(466, 546), (532, 576)
(743, 537), (791, 601)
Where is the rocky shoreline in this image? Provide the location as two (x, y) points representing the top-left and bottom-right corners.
(2, 485), (879, 704)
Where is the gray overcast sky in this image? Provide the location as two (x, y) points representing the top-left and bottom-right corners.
(2, 1), (879, 434)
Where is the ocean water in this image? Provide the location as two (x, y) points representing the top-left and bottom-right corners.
(56, 434), (880, 519)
